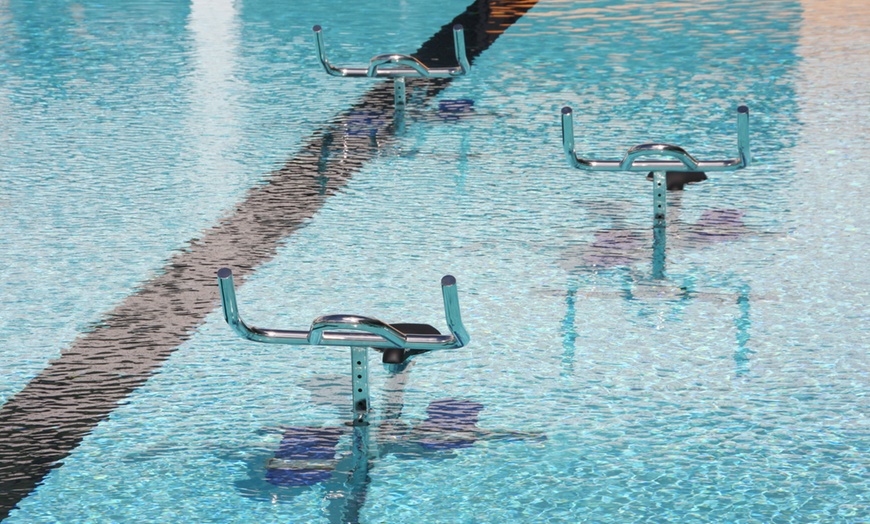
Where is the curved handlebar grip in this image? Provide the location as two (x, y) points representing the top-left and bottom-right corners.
(452, 24), (471, 75)
(560, 105), (751, 172)
(441, 275), (470, 347)
(312, 24), (469, 78)
(217, 268), (310, 344)
(216, 268), (470, 350)
(736, 105), (750, 167)
(312, 25), (343, 76)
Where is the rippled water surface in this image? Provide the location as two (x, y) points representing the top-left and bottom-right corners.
(1, 0), (868, 522)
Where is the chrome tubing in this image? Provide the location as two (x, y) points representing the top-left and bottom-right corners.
(308, 314), (407, 348)
(312, 24), (470, 78)
(652, 170), (667, 222)
(366, 54), (431, 78)
(560, 106), (751, 172)
(217, 268), (309, 344)
(216, 268), (470, 351)
(440, 275), (470, 347)
(736, 105), (750, 167)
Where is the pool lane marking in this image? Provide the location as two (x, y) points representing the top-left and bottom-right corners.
(0, 0), (539, 519)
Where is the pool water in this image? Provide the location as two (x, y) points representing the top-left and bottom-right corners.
(1, 0), (868, 522)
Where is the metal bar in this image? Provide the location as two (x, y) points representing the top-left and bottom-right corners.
(216, 268), (470, 351)
(351, 347), (370, 425)
(560, 106), (751, 172)
(737, 105), (750, 167)
(216, 268), (309, 344)
(652, 170), (667, 223)
(312, 24), (470, 79)
(652, 224), (667, 280)
(624, 144), (700, 171)
(453, 23), (471, 74)
(440, 275), (470, 347)
(309, 314), (406, 348)
(394, 77), (406, 108)
(312, 25), (345, 77)
(367, 54), (431, 77)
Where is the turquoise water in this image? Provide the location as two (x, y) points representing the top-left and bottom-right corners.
(1, 0), (868, 522)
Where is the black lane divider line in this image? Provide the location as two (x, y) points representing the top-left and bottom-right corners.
(0, 0), (538, 518)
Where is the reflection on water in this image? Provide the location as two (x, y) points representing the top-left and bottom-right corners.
(236, 400), (496, 491)
(233, 370), (544, 524)
(558, 188), (763, 377)
(732, 283), (755, 375)
(559, 198), (756, 275)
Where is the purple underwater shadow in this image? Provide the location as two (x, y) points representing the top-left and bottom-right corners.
(255, 398), (542, 490)
(680, 208), (747, 243)
(559, 196), (752, 274)
(410, 398), (486, 451)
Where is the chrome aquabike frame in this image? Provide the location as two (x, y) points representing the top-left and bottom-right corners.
(216, 268), (470, 425)
(312, 24), (471, 108)
(561, 105), (751, 278)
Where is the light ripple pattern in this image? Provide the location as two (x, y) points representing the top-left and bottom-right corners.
(1, 0), (868, 523)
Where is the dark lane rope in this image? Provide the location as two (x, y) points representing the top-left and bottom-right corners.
(0, 1), (538, 518)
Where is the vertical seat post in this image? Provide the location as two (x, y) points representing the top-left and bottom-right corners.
(652, 170), (667, 226)
(652, 170), (668, 279)
(351, 346), (370, 425)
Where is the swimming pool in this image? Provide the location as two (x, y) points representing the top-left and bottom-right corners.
(1, 0), (868, 521)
